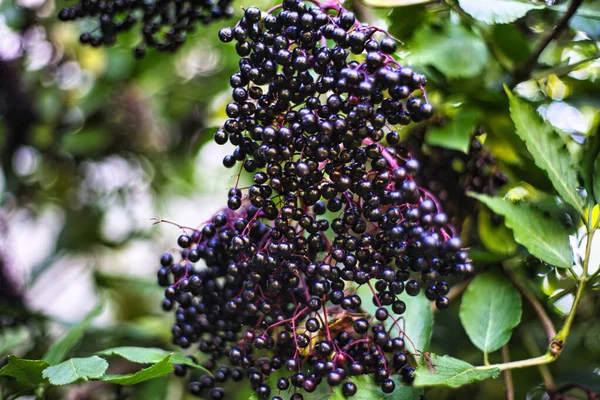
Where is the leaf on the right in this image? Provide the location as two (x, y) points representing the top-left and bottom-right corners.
(459, 272), (522, 353)
(458, 0), (544, 24)
(414, 354), (500, 388)
(426, 109), (480, 153)
(505, 88), (585, 217)
(470, 193), (574, 269)
(593, 156), (600, 207)
(101, 354), (173, 385)
(42, 356), (108, 386)
(580, 126), (600, 205)
(409, 20), (489, 79)
(357, 284), (433, 357)
(96, 346), (207, 372)
(478, 207), (518, 255)
(340, 376), (423, 400)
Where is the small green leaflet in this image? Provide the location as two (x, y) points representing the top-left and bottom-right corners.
(478, 206), (518, 255)
(458, 0), (544, 24)
(414, 354), (500, 388)
(345, 376), (423, 400)
(409, 21), (489, 79)
(459, 272), (522, 353)
(470, 193), (574, 268)
(96, 346), (208, 372)
(282, 376), (422, 400)
(101, 354), (173, 385)
(426, 109), (480, 153)
(580, 126), (599, 205)
(42, 356), (109, 386)
(43, 302), (104, 365)
(505, 87), (585, 217)
(357, 283), (433, 356)
(0, 355), (49, 386)
(594, 157), (600, 206)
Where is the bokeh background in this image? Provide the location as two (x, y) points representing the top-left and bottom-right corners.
(1, 0), (599, 398)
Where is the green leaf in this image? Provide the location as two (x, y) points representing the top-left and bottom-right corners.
(594, 157), (600, 206)
(135, 376), (170, 400)
(581, 127), (600, 205)
(458, 0), (544, 24)
(101, 354), (173, 385)
(414, 354), (500, 387)
(409, 21), (488, 79)
(42, 356), (109, 386)
(426, 109), (479, 153)
(478, 207), (518, 255)
(505, 88), (585, 216)
(300, 376), (421, 400)
(96, 347), (207, 371)
(349, 376), (423, 400)
(43, 302), (104, 365)
(0, 355), (50, 386)
(363, 0), (434, 7)
(357, 284), (433, 356)
(470, 193), (574, 268)
(459, 272), (522, 353)
(392, 292), (433, 356)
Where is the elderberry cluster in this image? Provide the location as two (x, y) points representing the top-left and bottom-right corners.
(156, 1), (472, 398)
(58, 0), (233, 56)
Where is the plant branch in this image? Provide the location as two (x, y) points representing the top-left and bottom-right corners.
(478, 354), (555, 372)
(503, 267), (556, 340)
(502, 345), (514, 400)
(514, 0), (584, 82)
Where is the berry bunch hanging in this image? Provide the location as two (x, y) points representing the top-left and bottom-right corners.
(58, 0), (234, 56)
(156, 0), (472, 398)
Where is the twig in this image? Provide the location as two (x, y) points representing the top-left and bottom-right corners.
(503, 267), (556, 341)
(502, 345), (514, 400)
(514, 0), (584, 82)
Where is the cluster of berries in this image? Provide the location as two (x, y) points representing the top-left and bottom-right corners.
(401, 124), (508, 227)
(58, 0), (234, 56)
(156, 0), (472, 398)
